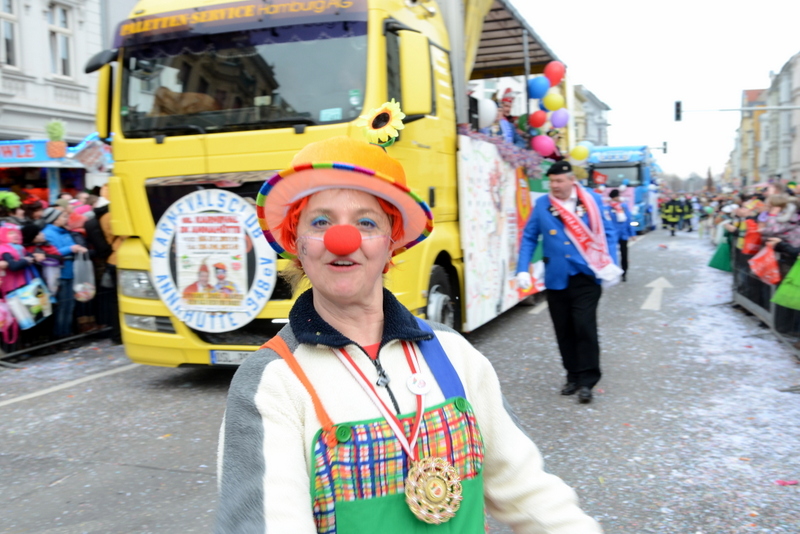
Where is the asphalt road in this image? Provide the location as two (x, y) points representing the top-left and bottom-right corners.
(2, 229), (800, 533)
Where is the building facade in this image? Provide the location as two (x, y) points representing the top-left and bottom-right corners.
(736, 89), (768, 186)
(730, 51), (800, 186)
(0, 0), (106, 143)
(573, 85), (610, 147)
(763, 54), (797, 182)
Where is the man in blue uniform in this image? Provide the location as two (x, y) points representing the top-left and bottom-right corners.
(516, 161), (621, 403)
(607, 188), (634, 281)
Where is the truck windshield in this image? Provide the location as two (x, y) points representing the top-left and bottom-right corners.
(589, 165), (641, 188)
(121, 22), (367, 138)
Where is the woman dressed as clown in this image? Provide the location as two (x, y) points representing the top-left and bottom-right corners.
(215, 101), (602, 534)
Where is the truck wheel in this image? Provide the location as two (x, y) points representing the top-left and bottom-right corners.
(426, 265), (456, 330)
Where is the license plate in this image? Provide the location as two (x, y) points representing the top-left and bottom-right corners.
(211, 350), (252, 365)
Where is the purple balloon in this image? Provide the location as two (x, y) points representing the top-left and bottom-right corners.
(551, 108), (570, 128)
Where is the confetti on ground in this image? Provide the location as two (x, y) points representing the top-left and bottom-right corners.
(775, 480), (798, 486)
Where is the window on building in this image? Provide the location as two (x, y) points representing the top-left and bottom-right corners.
(48, 4), (72, 76)
(483, 79), (496, 100)
(0, 0), (17, 67)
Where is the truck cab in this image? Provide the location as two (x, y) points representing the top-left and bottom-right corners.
(586, 145), (659, 233)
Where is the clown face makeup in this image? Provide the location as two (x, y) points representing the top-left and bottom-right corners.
(295, 189), (393, 307)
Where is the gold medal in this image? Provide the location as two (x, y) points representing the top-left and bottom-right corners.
(404, 456), (463, 524)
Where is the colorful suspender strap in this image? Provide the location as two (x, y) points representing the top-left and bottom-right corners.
(262, 336), (338, 447)
(414, 318), (466, 400)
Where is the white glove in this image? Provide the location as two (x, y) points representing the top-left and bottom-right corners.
(516, 271), (532, 291)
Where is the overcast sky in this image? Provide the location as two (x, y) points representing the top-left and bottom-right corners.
(510, 0), (800, 178)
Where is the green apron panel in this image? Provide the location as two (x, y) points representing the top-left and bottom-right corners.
(334, 474), (485, 534)
(311, 398), (485, 534)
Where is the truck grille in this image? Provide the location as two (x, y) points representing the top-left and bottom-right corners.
(194, 319), (285, 346)
(145, 171), (270, 224)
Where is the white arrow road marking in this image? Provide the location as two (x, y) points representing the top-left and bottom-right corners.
(641, 277), (674, 311)
(0, 363), (139, 409)
(528, 301), (549, 315)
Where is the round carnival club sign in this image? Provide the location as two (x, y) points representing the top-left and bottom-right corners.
(150, 189), (277, 333)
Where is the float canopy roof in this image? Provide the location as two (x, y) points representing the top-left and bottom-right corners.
(470, 0), (561, 79)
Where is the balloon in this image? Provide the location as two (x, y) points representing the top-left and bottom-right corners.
(529, 110), (547, 128)
(550, 108), (569, 128)
(527, 76), (550, 99)
(477, 98), (497, 130)
(578, 140), (594, 148)
(544, 61), (566, 86)
(538, 100), (548, 112)
(530, 128), (541, 136)
(531, 135), (555, 156)
(542, 92), (565, 111)
(517, 114), (529, 130)
(570, 145), (589, 161)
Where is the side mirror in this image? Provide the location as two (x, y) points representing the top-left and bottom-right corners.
(398, 30), (432, 116)
(85, 49), (118, 74)
(95, 64), (113, 139)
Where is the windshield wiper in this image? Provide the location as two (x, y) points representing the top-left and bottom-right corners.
(155, 124), (206, 136)
(124, 124), (207, 143)
(256, 116), (317, 126)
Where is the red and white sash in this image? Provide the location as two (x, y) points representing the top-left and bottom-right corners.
(549, 185), (623, 283)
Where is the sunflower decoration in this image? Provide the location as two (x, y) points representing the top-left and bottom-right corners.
(356, 98), (406, 147)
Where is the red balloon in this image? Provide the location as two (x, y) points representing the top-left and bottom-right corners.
(529, 110), (547, 128)
(544, 61), (566, 86)
(324, 225), (362, 256)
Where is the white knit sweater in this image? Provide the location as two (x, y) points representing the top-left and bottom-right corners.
(216, 302), (602, 534)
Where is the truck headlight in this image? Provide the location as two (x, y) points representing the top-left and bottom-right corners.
(124, 314), (158, 331)
(119, 269), (158, 299)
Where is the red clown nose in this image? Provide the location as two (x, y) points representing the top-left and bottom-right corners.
(323, 225), (362, 256)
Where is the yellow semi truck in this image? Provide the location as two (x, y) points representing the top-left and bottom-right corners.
(85, 0), (560, 367)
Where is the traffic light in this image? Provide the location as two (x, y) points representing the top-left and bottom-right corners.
(674, 101), (682, 121)
(663, 141), (667, 154)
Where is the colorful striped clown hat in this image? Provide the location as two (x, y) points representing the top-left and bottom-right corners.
(256, 101), (433, 259)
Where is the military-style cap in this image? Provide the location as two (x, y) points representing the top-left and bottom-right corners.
(546, 160), (572, 176)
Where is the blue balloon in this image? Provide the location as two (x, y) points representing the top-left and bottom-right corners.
(539, 100), (548, 112)
(527, 76), (550, 99)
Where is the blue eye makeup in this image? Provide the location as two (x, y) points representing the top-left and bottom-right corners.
(357, 218), (378, 229)
(310, 215), (331, 228)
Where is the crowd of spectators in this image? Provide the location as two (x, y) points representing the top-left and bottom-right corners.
(0, 186), (121, 352)
(688, 182), (800, 339)
(684, 182), (800, 259)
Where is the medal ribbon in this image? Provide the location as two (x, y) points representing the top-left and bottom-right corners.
(335, 342), (425, 462)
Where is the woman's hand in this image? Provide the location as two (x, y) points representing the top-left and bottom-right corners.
(33, 253), (46, 263)
(70, 244), (88, 254)
(765, 237), (782, 249)
(724, 223), (737, 233)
